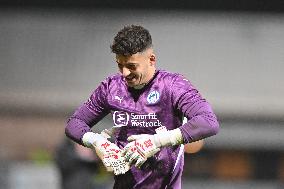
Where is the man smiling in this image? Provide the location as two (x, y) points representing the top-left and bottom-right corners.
(65, 25), (219, 189)
(116, 47), (156, 89)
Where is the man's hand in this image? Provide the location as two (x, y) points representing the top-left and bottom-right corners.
(82, 132), (130, 175)
(122, 127), (183, 168)
(97, 140), (130, 175)
(123, 134), (161, 168)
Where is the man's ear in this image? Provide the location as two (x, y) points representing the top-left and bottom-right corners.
(149, 54), (156, 66)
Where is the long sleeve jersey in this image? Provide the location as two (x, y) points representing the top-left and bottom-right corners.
(65, 69), (219, 189)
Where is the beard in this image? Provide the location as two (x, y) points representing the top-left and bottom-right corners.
(125, 73), (145, 88)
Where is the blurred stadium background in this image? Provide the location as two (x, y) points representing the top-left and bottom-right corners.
(0, 0), (284, 188)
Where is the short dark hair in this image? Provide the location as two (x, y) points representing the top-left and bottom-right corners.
(111, 25), (152, 56)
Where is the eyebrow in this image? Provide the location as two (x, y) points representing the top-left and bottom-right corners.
(116, 61), (138, 65)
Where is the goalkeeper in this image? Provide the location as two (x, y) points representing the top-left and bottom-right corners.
(65, 25), (219, 189)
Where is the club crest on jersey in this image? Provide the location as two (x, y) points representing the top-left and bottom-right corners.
(147, 90), (160, 104)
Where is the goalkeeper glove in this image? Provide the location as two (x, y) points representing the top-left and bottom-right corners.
(122, 126), (183, 168)
(82, 132), (130, 175)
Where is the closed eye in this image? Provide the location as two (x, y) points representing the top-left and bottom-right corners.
(126, 63), (137, 70)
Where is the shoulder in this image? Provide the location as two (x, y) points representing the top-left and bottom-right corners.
(103, 73), (123, 85)
(156, 70), (188, 85)
(97, 73), (124, 89)
(90, 73), (124, 96)
(156, 70), (196, 96)
(157, 70), (178, 77)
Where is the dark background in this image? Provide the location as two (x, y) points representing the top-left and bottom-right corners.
(0, 1), (284, 189)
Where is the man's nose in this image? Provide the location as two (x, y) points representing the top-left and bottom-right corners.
(122, 67), (131, 77)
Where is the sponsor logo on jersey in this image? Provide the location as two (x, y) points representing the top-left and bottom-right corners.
(147, 91), (160, 104)
(112, 111), (163, 127)
(113, 111), (129, 127)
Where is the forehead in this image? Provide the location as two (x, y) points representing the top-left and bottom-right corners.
(116, 52), (147, 64)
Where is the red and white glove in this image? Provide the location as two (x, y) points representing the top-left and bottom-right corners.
(122, 127), (183, 168)
(82, 132), (130, 175)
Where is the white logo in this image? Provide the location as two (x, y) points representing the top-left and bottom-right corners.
(113, 111), (129, 127)
(114, 95), (123, 103)
(112, 111), (163, 127)
(147, 91), (160, 104)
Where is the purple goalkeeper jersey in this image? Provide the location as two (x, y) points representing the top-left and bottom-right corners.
(66, 70), (219, 189)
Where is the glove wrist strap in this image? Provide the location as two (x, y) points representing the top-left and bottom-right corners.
(82, 132), (105, 147)
(155, 128), (183, 147)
